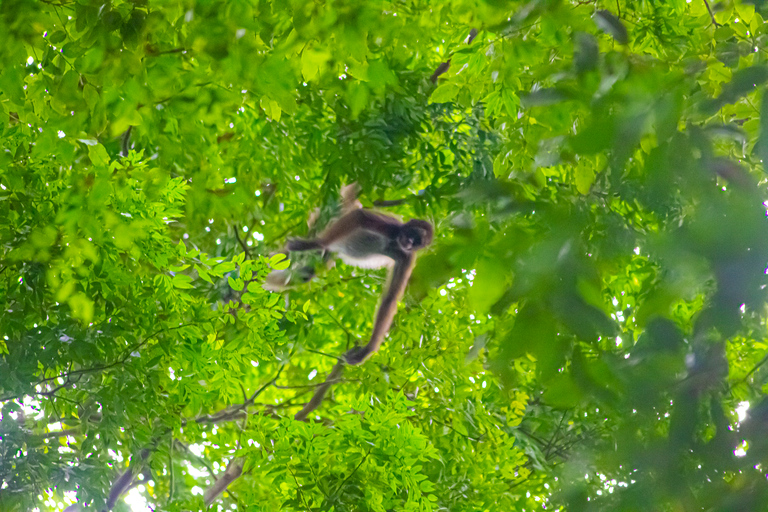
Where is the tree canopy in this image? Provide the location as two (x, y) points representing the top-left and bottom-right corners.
(3, 0), (768, 510)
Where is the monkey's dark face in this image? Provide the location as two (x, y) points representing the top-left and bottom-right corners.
(399, 220), (434, 251)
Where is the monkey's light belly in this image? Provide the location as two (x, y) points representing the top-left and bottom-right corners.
(330, 231), (393, 269)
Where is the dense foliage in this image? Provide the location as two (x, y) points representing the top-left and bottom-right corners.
(3, 0), (768, 510)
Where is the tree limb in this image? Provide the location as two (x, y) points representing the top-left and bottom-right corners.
(190, 368), (284, 425)
(430, 29), (478, 83)
(120, 126), (132, 158)
(103, 449), (150, 511)
(1, 324), (194, 403)
(203, 458), (244, 507)
(294, 361), (346, 421)
(233, 226), (251, 259)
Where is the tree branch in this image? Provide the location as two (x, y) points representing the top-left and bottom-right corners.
(333, 447), (372, 496)
(1, 324), (193, 403)
(103, 449), (150, 511)
(190, 367), (284, 425)
(120, 126), (132, 158)
(294, 361), (346, 421)
(233, 226), (251, 259)
(702, 0), (721, 27)
(430, 29), (478, 83)
(203, 458), (243, 507)
(32, 427), (81, 440)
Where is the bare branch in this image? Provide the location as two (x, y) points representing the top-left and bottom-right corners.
(702, 0), (721, 27)
(120, 126), (132, 158)
(233, 226), (251, 259)
(103, 449), (150, 511)
(32, 427), (81, 440)
(294, 361), (346, 421)
(1, 324), (194, 403)
(203, 458), (243, 507)
(190, 367), (284, 425)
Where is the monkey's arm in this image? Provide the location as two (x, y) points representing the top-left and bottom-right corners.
(287, 209), (398, 252)
(345, 253), (414, 365)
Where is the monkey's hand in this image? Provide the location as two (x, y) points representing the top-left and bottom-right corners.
(343, 346), (371, 366)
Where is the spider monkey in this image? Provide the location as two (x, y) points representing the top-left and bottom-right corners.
(287, 208), (433, 365)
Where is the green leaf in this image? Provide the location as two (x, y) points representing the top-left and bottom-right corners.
(68, 292), (94, 324)
(269, 253), (291, 270)
(87, 143), (110, 167)
(429, 83), (460, 104)
(172, 274), (194, 289)
(594, 10), (628, 44)
(48, 31), (67, 44)
(703, 65), (768, 114)
(228, 276), (244, 291)
(574, 163), (596, 195)
(468, 258), (507, 315)
(301, 48), (330, 82)
(574, 32), (598, 74)
(261, 98), (282, 121)
(213, 261), (236, 274)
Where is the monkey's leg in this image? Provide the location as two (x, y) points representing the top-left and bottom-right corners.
(343, 345), (372, 365)
(287, 238), (323, 251)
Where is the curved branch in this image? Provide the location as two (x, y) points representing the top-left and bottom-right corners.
(203, 458), (243, 507)
(294, 361), (346, 421)
(103, 449), (150, 511)
(190, 367), (284, 425)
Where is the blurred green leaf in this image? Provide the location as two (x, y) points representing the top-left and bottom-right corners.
(594, 10), (628, 44)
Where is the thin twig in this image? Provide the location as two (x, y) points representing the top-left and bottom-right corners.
(372, 198), (410, 207)
(430, 418), (482, 442)
(303, 347), (343, 361)
(702, 0), (721, 27)
(333, 447), (373, 496)
(191, 367), (284, 425)
(31, 427), (81, 440)
(287, 465), (311, 510)
(233, 226), (251, 259)
(729, 352), (768, 392)
(0, 324), (193, 403)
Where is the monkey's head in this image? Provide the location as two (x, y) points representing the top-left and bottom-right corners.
(399, 219), (434, 251)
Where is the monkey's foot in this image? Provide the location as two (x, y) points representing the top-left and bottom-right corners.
(343, 346), (370, 365)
